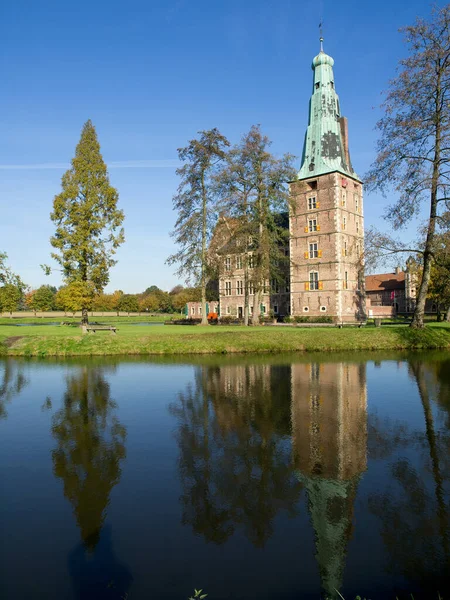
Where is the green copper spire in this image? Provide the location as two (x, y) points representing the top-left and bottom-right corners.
(298, 40), (360, 181)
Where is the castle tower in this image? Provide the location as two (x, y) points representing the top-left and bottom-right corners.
(289, 39), (365, 322)
(291, 361), (368, 598)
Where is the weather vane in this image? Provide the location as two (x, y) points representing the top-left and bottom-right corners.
(319, 20), (324, 52)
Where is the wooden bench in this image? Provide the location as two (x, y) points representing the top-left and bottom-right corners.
(336, 322), (366, 329)
(82, 325), (117, 334)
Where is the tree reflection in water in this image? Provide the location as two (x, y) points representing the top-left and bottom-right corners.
(51, 367), (127, 551)
(368, 359), (450, 596)
(0, 358), (27, 419)
(170, 364), (301, 547)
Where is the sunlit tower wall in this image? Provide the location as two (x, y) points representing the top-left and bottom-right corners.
(289, 41), (365, 322)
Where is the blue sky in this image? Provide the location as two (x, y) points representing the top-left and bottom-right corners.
(0, 0), (433, 292)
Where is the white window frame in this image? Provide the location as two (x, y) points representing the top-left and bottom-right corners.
(225, 281), (232, 296)
(308, 219), (317, 232)
(236, 255), (242, 270)
(308, 196), (317, 210)
(309, 242), (318, 259)
(309, 271), (319, 291)
(237, 280), (244, 295)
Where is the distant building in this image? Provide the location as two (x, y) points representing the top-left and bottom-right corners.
(365, 263), (436, 317)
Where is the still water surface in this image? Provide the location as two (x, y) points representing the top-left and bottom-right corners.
(1, 353), (450, 600)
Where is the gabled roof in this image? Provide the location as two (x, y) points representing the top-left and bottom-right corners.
(365, 272), (405, 292)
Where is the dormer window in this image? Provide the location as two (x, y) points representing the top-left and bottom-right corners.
(330, 81), (334, 89)
(307, 180), (317, 190)
(315, 82), (320, 89)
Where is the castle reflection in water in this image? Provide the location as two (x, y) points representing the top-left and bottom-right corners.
(172, 359), (368, 599)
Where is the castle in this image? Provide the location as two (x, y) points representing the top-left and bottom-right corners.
(185, 42), (430, 322)
(215, 39), (366, 323)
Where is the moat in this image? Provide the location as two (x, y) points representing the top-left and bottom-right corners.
(1, 353), (449, 599)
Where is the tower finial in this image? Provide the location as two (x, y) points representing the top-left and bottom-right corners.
(319, 21), (324, 52)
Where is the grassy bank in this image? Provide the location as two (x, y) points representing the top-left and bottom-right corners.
(1, 321), (450, 357)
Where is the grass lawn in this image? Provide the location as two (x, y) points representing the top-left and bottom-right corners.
(1, 320), (450, 357)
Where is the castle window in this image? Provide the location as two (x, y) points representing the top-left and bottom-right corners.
(271, 279), (280, 293)
(237, 281), (244, 295)
(226, 305), (231, 315)
(249, 282), (254, 295)
(191, 307), (195, 315)
(315, 82), (320, 89)
(273, 305), (278, 314)
(198, 306), (202, 315)
(330, 81), (334, 89)
(320, 306), (327, 312)
(309, 271), (319, 290)
(309, 242), (318, 259)
(308, 219), (317, 232)
(236, 255), (242, 270)
(356, 220), (360, 234)
(354, 194), (359, 212)
(303, 306), (310, 312)
(344, 241), (348, 257)
(341, 190), (347, 207)
(225, 281), (232, 296)
(248, 254), (255, 268)
(342, 217), (347, 231)
(308, 197), (317, 210)
(225, 257), (231, 271)
(307, 180), (318, 190)
(344, 271), (349, 290)
(250, 305), (253, 314)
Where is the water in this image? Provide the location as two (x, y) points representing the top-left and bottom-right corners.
(1, 353), (449, 600)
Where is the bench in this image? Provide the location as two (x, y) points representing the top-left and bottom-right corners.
(336, 322), (366, 329)
(82, 325), (117, 334)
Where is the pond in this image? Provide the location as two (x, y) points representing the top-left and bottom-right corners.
(0, 353), (449, 600)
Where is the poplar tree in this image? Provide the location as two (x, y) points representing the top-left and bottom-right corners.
(167, 129), (230, 325)
(366, 5), (450, 328)
(49, 120), (124, 325)
(215, 126), (295, 325)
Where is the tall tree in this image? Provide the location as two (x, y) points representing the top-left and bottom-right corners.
(49, 120), (124, 325)
(215, 126), (295, 325)
(366, 5), (450, 328)
(167, 129), (230, 325)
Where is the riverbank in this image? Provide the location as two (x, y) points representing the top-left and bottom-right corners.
(1, 322), (450, 356)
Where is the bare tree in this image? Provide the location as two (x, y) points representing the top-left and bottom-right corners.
(366, 5), (450, 328)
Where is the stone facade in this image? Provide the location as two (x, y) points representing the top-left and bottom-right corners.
(289, 173), (364, 321)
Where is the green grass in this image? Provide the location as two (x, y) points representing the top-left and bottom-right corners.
(1, 321), (450, 357)
(0, 314), (171, 325)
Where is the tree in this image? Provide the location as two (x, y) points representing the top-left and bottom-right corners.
(167, 129), (230, 325)
(366, 5), (450, 328)
(116, 294), (139, 314)
(0, 252), (23, 288)
(0, 252), (25, 316)
(215, 125), (295, 325)
(55, 282), (95, 315)
(139, 294), (160, 312)
(49, 120), (125, 325)
(28, 285), (56, 313)
(0, 284), (22, 315)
